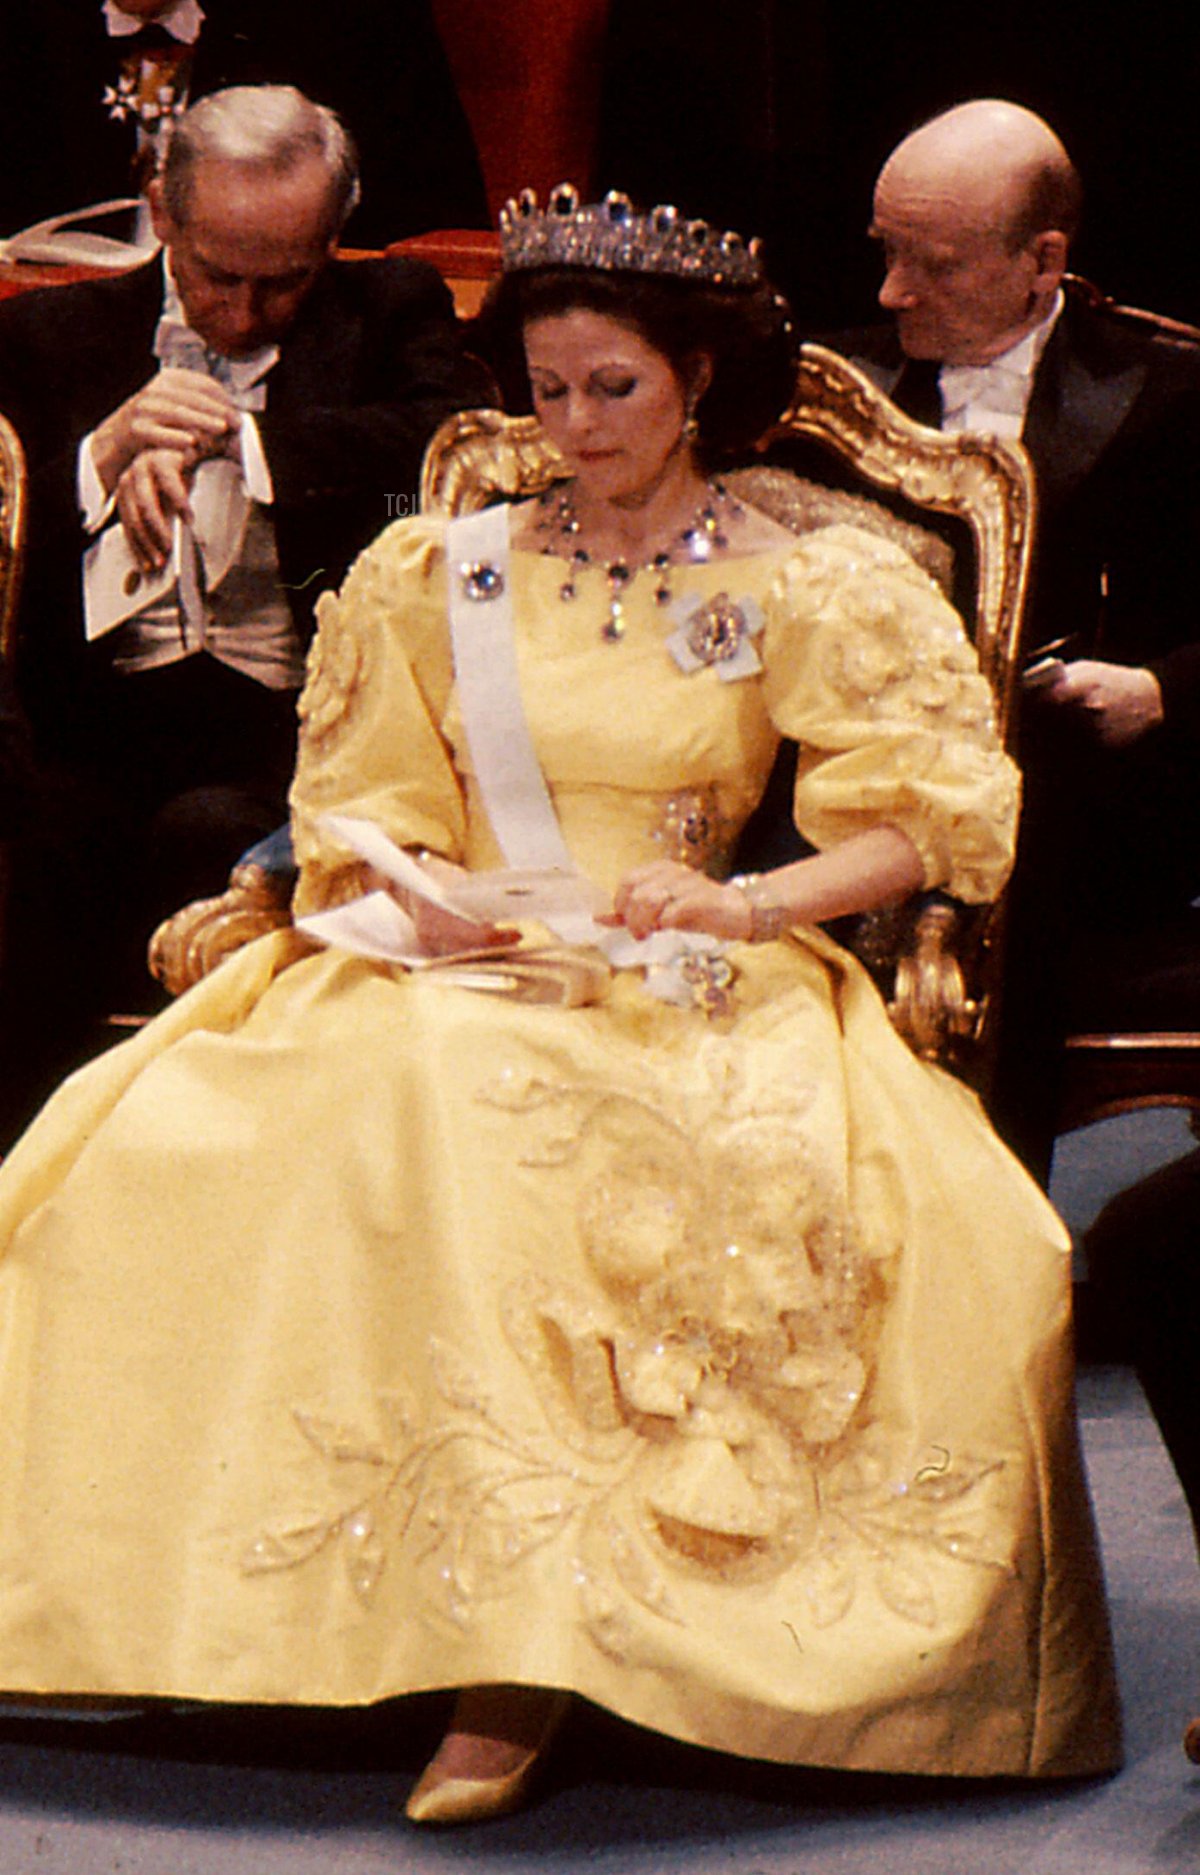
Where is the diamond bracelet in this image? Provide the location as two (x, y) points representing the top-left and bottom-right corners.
(728, 873), (791, 943)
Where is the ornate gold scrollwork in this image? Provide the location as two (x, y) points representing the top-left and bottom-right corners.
(419, 407), (569, 518)
(148, 861), (302, 996)
(888, 903), (981, 1063)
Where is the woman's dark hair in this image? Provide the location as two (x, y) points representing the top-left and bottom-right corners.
(470, 266), (797, 468)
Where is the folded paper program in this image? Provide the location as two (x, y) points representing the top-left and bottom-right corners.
(296, 813), (612, 965)
(294, 890), (610, 1005)
(306, 816), (727, 993)
(83, 456), (252, 642)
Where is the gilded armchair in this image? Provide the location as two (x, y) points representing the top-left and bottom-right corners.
(753, 344), (1034, 1078)
(1, 410), (28, 980)
(0, 411), (24, 668)
(151, 345), (1035, 1085)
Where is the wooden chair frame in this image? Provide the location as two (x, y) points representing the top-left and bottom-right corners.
(768, 344), (1035, 746)
(0, 411), (25, 669)
(1058, 1035), (1200, 1134)
(154, 347), (1036, 1091)
(1, 411), (28, 994)
(760, 345), (1036, 1074)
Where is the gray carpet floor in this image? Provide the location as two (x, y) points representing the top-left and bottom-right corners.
(0, 1116), (1197, 1873)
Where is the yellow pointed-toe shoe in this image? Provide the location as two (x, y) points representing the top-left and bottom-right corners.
(405, 1687), (570, 1826)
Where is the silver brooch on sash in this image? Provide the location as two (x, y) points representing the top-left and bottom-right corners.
(459, 561), (505, 602)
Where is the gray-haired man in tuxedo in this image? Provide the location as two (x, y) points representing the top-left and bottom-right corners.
(0, 82), (489, 1136)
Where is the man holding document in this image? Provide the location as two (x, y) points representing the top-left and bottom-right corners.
(0, 82), (487, 1136)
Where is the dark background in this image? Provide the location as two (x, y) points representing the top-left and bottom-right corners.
(593, 0), (1200, 329)
(4, 2), (1192, 330)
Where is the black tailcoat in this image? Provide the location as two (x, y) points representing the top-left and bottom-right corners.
(0, 251), (489, 1123)
(834, 284), (1200, 1171)
(0, 251), (491, 762)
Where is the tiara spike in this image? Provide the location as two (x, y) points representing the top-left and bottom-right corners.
(499, 183), (765, 288)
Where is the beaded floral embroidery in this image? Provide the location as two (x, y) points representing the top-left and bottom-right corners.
(651, 785), (731, 871)
(243, 1034), (1013, 1654)
(296, 597), (372, 755)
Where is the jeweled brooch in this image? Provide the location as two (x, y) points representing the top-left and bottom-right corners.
(459, 560), (505, 602)
(667, 591), (763, 678)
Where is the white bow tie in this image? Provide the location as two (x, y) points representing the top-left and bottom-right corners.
(104, 0), (205, 44)
(153, 312), (278, 412)
(938, 362), (1029, 420)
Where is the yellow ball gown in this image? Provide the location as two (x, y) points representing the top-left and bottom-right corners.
(0, 513), (1119, 1778)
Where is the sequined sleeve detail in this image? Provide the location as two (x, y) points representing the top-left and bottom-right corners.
(760, 526), (1019, 904)
(290, 514), (467, 916)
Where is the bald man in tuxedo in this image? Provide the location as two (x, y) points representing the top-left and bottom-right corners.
(824, 101), (1200, 1181)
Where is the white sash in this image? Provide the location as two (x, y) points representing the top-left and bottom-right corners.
(446, 506), (574, 874)
(445, 507), (710, 973)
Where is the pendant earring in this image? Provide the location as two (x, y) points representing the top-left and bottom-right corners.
(682, 396), (700, 447)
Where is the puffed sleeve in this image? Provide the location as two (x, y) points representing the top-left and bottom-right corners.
(289, 512), (465, 915)
(760, 525), (1020, 903)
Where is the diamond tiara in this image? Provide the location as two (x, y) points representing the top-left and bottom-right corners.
(499, 183), (765, 289)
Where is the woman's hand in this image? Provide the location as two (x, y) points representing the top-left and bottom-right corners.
(607, 829), (927, 947)
(607, 861), (754, 942)
(364, 858), (519, 958)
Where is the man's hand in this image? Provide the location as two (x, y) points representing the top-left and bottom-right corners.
(92, 369), (240, 495)
(114, 448), (196, 572)
(1041, 659), (1165, 746)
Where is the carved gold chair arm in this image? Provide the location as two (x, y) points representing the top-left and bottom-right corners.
(148, 862), (296, 997)
(886, 902), (983, 1065)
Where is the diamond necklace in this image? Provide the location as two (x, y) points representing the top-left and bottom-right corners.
(537, 478), (742, 642)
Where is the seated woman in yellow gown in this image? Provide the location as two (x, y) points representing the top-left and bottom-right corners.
(0, 185), (1118, 1825)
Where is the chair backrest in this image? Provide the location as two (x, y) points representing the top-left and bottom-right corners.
(418, 357), (1036, 1080)
(1, 410), (27, 987)
(759, 347), (1035, 1077)
(760, 343), (1036, 749)
(1064, 272), (1200, 346)
(420, 406), (565, 514)
(0, 410), (26, 668)
(421, 345), (1035, 734)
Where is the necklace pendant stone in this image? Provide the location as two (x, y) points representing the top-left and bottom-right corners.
(550, 476), (736, 621)
(602, 607), (626, 643)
